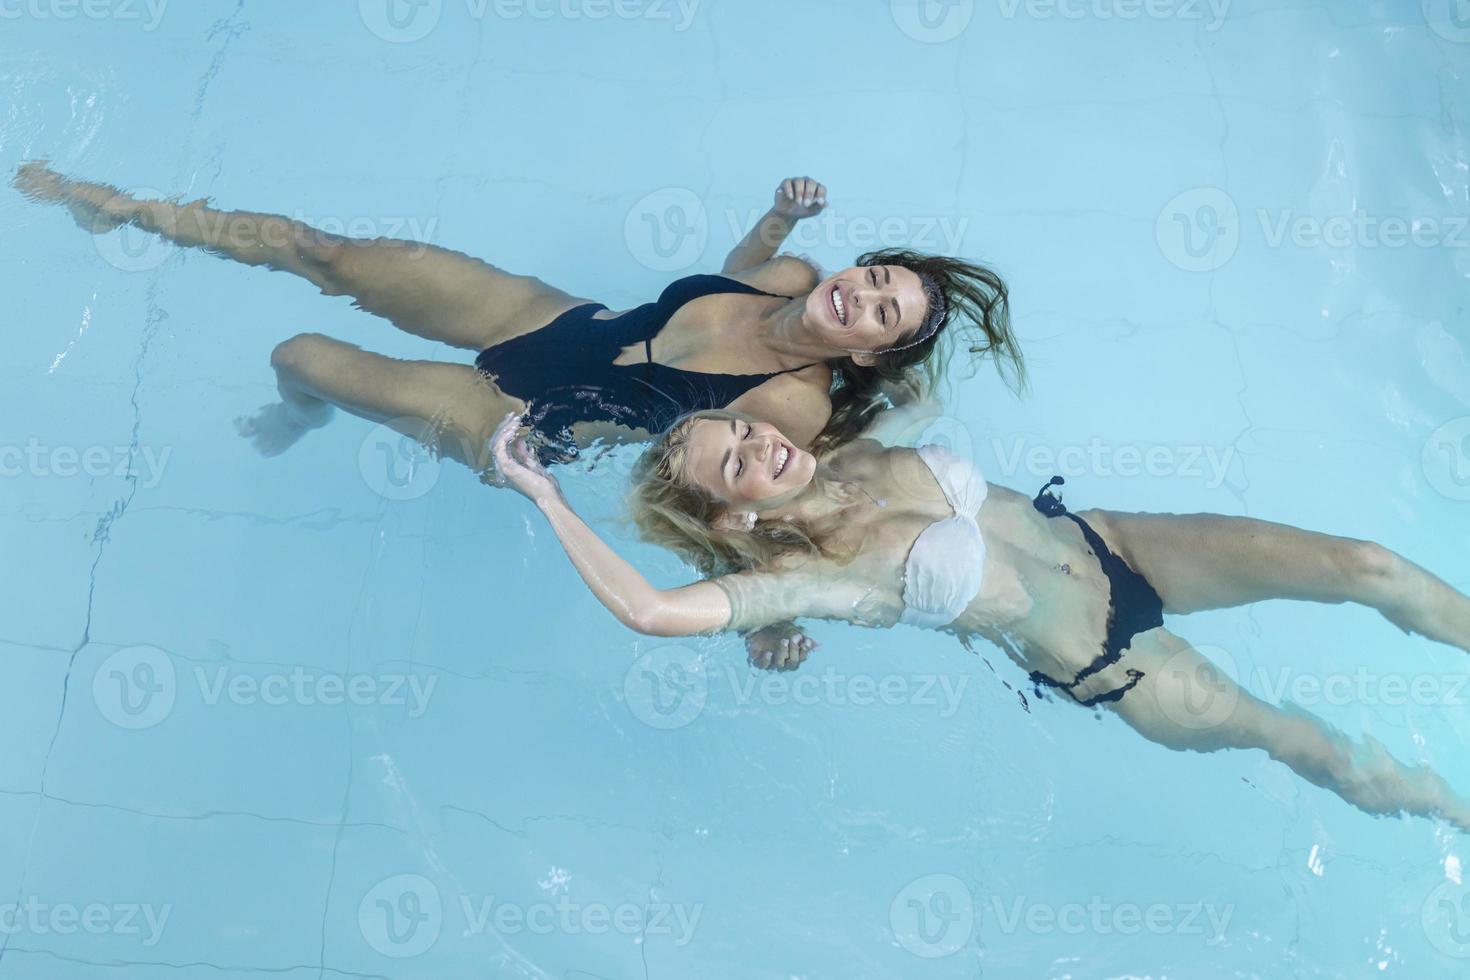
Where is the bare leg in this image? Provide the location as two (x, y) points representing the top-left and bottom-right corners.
(246, 332), (523, 471)
(1095, 628), (1470, 831)
(1085, 510), (1470, 654)
(13, 161), (588, 351)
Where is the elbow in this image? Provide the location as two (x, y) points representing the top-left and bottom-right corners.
(625, 603), (687, 638)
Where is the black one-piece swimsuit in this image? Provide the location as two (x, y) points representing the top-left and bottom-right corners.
(473, 273), (815, 464)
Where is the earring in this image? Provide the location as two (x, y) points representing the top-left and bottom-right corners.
(744, 512), (757, 530)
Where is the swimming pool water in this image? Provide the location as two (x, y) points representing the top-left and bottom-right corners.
(2, 1), (1469, 976)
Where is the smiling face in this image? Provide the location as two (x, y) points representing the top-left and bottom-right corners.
(804, 263), (930, 359)
(679, 417), (818, 510)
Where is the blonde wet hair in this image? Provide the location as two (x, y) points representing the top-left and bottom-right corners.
(629, 409), (850, 577)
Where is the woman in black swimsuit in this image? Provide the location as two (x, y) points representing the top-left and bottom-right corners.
(15, 164), (1023, 469)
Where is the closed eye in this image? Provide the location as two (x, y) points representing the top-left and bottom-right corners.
(870, 267), (886, 325)
(735, 423), (753, 476)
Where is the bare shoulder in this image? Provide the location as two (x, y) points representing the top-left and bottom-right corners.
(728, 254), (822, 296)
(729, 365), (835, 448)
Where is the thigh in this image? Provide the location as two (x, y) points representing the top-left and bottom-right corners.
(1095, 626), (1277, 754)
(274, 333), (523, 472)
(1081, 509), (1373, 614)
(323, 238), (593, 351)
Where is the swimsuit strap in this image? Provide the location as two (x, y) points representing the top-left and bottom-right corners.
(642, 273), (819, 379)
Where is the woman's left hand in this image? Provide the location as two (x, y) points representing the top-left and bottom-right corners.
(491, 413), (561, 504)
(773, 176), (827, 220)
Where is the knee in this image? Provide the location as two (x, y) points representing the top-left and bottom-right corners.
(1340, 540), (1406, 598)
(270, 332), (336, 374)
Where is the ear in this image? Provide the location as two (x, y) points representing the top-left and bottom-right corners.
(850, 351), (881, 368)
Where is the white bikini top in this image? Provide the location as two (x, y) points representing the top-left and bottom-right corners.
(899, 444), (989, 629)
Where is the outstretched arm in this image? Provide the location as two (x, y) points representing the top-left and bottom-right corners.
(721, 176), (826, 274)
(491, 415), (797, 638)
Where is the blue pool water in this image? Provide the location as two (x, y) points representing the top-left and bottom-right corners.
(2, 1), (1469, 976)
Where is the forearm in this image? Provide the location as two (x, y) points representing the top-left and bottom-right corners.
(722, 208), (797, 273)
(533, 494), (730, 636)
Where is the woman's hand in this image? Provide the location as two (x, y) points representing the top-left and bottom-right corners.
(744, 621), (817, 671)
(772, 176), (827, 220)
(491, 413), (561, 504)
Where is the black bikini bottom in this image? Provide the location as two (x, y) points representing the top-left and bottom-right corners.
(1028, 475), (1165, 708)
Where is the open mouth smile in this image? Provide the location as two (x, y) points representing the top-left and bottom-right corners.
(829, 284), (847, 326)
(773, 443), (790, 478)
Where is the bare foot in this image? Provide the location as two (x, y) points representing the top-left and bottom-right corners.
(234, 402), (331, 457)
(14, 160), (133, 233)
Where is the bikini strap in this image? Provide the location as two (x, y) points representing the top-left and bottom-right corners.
(1032, 475), (1067, 517)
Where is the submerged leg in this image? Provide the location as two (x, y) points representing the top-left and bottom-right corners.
(1086, 509), (1470, 654)
(14, 161), (589, 351)
(1097, 628), (1470, 832)
(249, 332), (523, 471)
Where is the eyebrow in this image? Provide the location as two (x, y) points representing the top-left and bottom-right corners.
(721, 418), (737, 476)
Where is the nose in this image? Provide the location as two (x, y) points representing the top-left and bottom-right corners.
(755, 438), (771, 462)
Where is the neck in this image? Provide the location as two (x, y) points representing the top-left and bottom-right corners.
(757, 454), (868, 534)
(756, 297), (850, 363)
